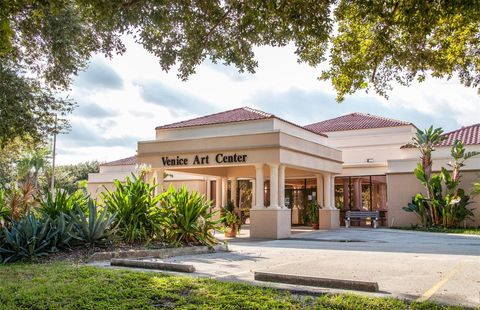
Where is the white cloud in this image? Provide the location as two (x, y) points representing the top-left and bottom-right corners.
(56, 36), (480, 164)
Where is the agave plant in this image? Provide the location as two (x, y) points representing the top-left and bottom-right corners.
(0, 213), (57, 263)
(49, 212), (75, 251)
(161, 186), (220, 247)
(70, 200), (116, 248)
(101, 175), (163, 243)
(38, 188), (89, 220)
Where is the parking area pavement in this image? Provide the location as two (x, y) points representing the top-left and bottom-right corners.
(158, 228), (480, 307)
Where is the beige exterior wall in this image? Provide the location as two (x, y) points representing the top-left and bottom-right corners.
(387, 171), (480, 227)
(323, 125), (417, 176)
(88, 179), (206, 200)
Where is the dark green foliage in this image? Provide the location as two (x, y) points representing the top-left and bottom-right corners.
(70, 200), (116, 248)
(307, 201), (320, 224)
(101, 175), (163, 243)
(41, 161), (101, 193)
(38, 188), (88, 220)
(161, 186), (219, 247)
(49, 213), (75, 251)
(0, 213), (57, 263)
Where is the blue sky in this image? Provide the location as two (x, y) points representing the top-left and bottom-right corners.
(57, 37), (480, 164)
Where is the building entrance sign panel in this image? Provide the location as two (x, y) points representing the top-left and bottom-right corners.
(161, 153), (248, 167)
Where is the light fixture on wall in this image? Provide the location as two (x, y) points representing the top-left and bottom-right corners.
(366, 158), (374, 163)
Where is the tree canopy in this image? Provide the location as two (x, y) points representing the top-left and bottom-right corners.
(2, 0), (480, 147)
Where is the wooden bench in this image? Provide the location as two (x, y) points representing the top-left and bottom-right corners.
(345, 211), (380, 228)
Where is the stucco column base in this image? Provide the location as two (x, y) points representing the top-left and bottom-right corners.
(250, 208), (291, 239)
(319, 209), (340, 230)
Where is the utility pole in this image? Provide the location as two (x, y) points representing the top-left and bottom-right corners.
(50, 114), (57, 195)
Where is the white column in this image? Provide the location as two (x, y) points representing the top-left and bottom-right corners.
(153, 169), (165, 195)
(251, 179), (256, 208)
(316, 174), (323, 207)
(269, 163), (279, 209)
(330, 175), (335, 210)
(354, 178), (362, 210)
(323, 173), (334, 210)
(222, 177), (228, 207)
(206, 178), (211, 201)
(278, 164), (285, 208)
(215, 177), (222, 209)
(231, 177), (238, 208)
(254, 164), (264, 209)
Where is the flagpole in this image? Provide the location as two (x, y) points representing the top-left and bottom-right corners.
(50, 114), (57, 195)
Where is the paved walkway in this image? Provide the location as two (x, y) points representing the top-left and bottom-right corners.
(98, 228), (480, 307)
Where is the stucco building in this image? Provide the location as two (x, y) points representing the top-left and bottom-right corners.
(88, 107), (480, 238)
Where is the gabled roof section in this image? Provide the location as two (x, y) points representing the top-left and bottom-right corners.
(304, 113), (412, 133)
(101, 156), (137, 166)
(437, 123), (480, 147)
(156, 106), (327, 137)
(156, 107), (273, 130)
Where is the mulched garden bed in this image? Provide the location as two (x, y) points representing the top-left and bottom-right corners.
(38, 241), (173, 264)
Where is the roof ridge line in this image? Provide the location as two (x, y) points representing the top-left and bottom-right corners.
(443, 122), (480, 135)
(155, 107), (245, 130)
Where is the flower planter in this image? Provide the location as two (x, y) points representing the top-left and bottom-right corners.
(312, 223), (319, 230)
(224, 225), (237, 238)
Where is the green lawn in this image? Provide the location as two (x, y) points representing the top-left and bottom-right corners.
(0, 263), (464, 310)
(393, 227), (480, 235)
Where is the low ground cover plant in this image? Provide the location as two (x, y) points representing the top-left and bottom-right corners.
(0, 263), (463, 310)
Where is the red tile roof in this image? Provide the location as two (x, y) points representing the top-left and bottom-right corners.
(304, 113), (412, 133)
(156, 107), (273, 129)
(101, 156), (137, 166)
(156, 107), (327, 137)
(437, 123), (480, 147)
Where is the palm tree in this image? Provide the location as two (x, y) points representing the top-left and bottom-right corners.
(409, 127), (446, 225)
(16, 148), (50, 188)
(410, 126), (446, 194)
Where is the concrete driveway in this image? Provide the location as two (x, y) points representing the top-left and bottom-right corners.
(160, 228), (480, 307)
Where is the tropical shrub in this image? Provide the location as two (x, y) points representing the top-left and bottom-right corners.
(49, 213), (75, 251)
(38, 189), (89, 220)
(0, 213), (57, 263)
(0, 189), (9, 225)
(70, 200), (117, 248)
(101, 175), (163, 243)
(404, 129), (479, 228)
(2, 182), (38, 221)
(161, 186), (220, 247)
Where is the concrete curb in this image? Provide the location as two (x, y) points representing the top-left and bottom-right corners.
(89, 243), (228, 261)
(254, 271), (379, 292)
(111, 259), (196, 273)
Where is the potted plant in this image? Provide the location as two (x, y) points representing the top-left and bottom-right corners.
(222, 200), (241, 237)
(307, 202), (320, 230)
(223, 210), (240, 237)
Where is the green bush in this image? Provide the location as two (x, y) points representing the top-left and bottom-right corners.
(38, 188), (88, 220)
(161, 186), (220, 247)
(101, 175), (163, 243)
(0, 213), (57, 263)
(70, 200), (117, 248)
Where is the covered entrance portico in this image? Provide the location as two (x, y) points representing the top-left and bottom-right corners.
(138, 125), (343, 239)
